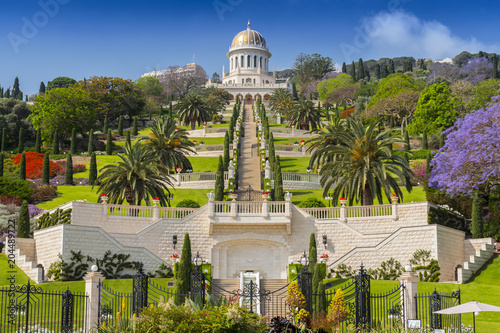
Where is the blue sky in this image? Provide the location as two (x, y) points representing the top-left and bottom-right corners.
(1, 0), (499, 94)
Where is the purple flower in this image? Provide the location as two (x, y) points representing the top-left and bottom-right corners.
(460, 57), (493, 85)
(28, 204), (44, 218)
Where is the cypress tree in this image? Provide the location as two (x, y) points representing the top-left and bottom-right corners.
(316, 281), (326, 314)
(358, 58), (365, 81)
(126, 131), (131, 147)
(1, 128), (5, 152)
(493, 55), (499, 79)
(350, 61), (356, 81)
(375, 64), (381, 80)
(52, 130), (59, 154)
(19, 151), (26, 180)
(439, 134), (445, 149)
(426, 151), (432, 174)
(274, 155), (284, 201)
(177, 233), (192, 300)
(422, 130), (428, 150)
(106, 129), (113, 155)
(103, 115), (108, 134)
(381, 64), (389, 78)
(388, 59), (395, 73)
(18, 128), (24, 154)
(223, 132), (230, 171)
(0, 153), (3, 177)
(292, 82), (298, 100)
(268, 132), (276, 170)
(118, 115), (123, 136)
(39, 82), (46, 95)
(87, 128), (94, 155)
(42, 153), (50, 184)
(89, 152), (97, 185)
(214, 156), (224, 201)
(65, 153), (73, 185)
(404, 130), (410, 151)
(70, 128), (77, 154)
(309, 233), (317, 265)
(342, 62), (347, 73)
(17, 201), (30, 238)
(169, 99), (173, 118)
(471, 191), (483, 238)
(312, 263), (323, 315)
(132, 116), (138, 136)
(35, 129), (41, 153)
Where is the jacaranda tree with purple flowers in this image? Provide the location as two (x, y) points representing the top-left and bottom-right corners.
(460, 57), (494, 85)
(429, 94), (500, 196)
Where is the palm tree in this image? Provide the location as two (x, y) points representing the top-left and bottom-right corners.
(95, 141), (174, 206)
(287, 99), (322, 130)
(306, 116), (346, 170)
(319, 118), (413, 205)
(175, 93), (210, 130)
(268, 88), (293, 114)
(141, 117), (194, 171)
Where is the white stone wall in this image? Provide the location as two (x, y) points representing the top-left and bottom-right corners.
(283, 181), (321, 189)
(436, 226), (465, 281)
(33, 225), (64, 275)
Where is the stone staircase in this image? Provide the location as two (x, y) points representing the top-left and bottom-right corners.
(13, 248), (44, 283)
(457, 238), (495, 283)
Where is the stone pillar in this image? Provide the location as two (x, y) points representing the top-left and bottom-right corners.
(302, 146), (306, 155)
(84, 271), (105, 332)
(202, 126), (207, 137)
(153, 205), (159, 221)
(262, 199), (269, 218)
(291, 125), (295, 136)
(258, 123), (263, 132)
(230, 199), (237, 219)
(264, 161), (271, 179)
(228, 161), (235, 179)
(277, 113), (282, 124)
(392, 196), (399, 221)
(398, 270), (419, 327)
(176, 173), (181, 187)
(285, 191), (292, 218)
(207, 191), (215, 218)
(261, 137), (266, 150)
(340, 199), (347, 223)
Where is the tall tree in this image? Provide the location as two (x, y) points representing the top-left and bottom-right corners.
(177, 233), (193, 298)
(88, 152), (97, 185)
(39, 82), (46, 95)
(46, 76), (77, 90)
(493, 55), (499, 79)
(132, 116), (138, 136)
(375, 64), (381, 80)
(404, 130), (410, 151)
(388, 59), (395, 74)
(12, 77), (23, 100)
(70, 128), (77, 154)
(17, 201), (30, 238)
(350, 61), (356, 81)
(126, 131), (131, 147)
(471, 192), (483, 238)
(422, 130), (428, 150)
(342, 62), (347, 73)
(17, 128), (24, 154)
(309, 233), (317, 265)
(312, 263), (323, 315)
(287, 99), (321, 130)
(293, 53), (334, 85)
(357, 58), (365, 81)
(320, 118), (413, 205)
(52, 130), (59, 154)
(1, 128), (5, 152)
(175, 93), (210, 130)
(274, 155), (284, 201)
(223, 132), (230, 171)
(65, 153), (73, 185)
(102, 115), (108, 134)
(0, 154), (3, 177)
(87, 128), (94, 155)
(19, 151), (26, 180)
(214, 155), (224, 201)
(42, 152), (50, 184)
(117, 115), (123, 136)
(106, 129), (113, 155)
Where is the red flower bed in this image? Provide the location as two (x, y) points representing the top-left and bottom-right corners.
(26, 159), (62, 179)
(12, 152), (45, 165)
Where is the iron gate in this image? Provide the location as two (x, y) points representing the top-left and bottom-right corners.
(415, 288), (461, 330)
(0, 282), (88, 333)
(237, 185), (262, 201)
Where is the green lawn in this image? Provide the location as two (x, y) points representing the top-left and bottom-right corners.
(273, 137), (311, 146)
(188, 156), (219, 172)
(289, 187), (426, 206)
(280, 157), (312, 173)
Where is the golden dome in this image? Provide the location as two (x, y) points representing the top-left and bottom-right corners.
(231, 21), (267, 49)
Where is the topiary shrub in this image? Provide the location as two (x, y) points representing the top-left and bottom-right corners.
(36, 208), (72, 229)
(300, 198), (326, 208)
(176, 199), (200, 208)
(0, 177), (31, 201)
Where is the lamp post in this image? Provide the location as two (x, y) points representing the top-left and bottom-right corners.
(298, 251), (312, 314)
(190, 251), (205, 304)
(324, 192), (333, 207)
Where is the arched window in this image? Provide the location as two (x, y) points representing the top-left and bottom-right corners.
(260, 57), (262, 68)
(230, 58), (232, 70)
(254, 55), (257, 68)
(247, 55), (250, 67)
(242, 79), (244, 84)
(241, 55), (244, 68)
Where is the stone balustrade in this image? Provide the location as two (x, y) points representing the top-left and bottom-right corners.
(302, 202), (398, 222)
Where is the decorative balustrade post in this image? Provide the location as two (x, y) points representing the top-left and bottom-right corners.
(230, 197), (238, 219)
(84, 268), (105, 331)
(340, 198), (347, 222)
(207, 191), (215, 218)
(262, 198), (269, 218)
(291, 124), (295, 136)
(398, 267), (419, 328)
(228, 161), (235, 179)
(202, 124), (207, 137)
(302, 145), (306, 155)
(391, 195), (399, 221)
(153, 206), (159, 221)
(284, 191), (292, 219)
(176, 173), (182, 187)
(264, 160), (271, 179)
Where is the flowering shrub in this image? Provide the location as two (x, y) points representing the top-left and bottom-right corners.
(26, 159), (62, 179)
(73, 164), (86, 173)
(170, 254), (179, 259)
(0, 195), (22, 206)
(12, 152), (45, 165)
(320, 254), (329, 259)
(29, 183), (58, 203)
(28, 204), (44, 218)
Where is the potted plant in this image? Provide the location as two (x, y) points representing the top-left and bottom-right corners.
(152, 196), (160, 206)
(176, 166), (182, 173)
(171, 253), (179, 262)
(262, 191), (270, 200)
(229, 192), (238, 200)
(319, 254), (329, 262)
(101, 193), (108, 204)
(340, 197), (347, 206)
(391, 193), (399, 204)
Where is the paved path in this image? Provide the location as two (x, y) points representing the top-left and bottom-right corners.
(237, 104), (261, 191)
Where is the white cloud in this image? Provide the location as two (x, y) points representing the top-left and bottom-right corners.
(340, 10), (499, 61)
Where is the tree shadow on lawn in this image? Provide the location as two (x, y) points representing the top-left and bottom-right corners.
(467, 253), (499, 285)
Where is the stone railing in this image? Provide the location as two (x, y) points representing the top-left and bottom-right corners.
(178, 172), (229, 182)
(281, 172), (319, 183)
(302, 202), (398, 222)
(106, 204), (197, 220)
(210, 200), (291, 217)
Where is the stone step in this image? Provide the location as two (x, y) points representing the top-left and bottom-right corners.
(458, 238), (495, 283)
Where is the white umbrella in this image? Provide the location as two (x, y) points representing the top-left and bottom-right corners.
(434, 301), (500, 333)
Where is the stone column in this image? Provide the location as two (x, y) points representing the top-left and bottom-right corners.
(176, 172), (181, 187)
(84, 271), (105, 332)
(264, 161), (271, 179)
(202, 126), (207, 137)
(291, 125), (295, 136)
(262, 199), (269, 218)
(284, 192), (292, 218)
(392, 196), (399, 221)
(302, 146), (306, 155)
(230, 198), (237, 219)
(398, 270), (419, 328)
(207, 191), (215, 218)
(153, 205), (159, 221)
(340, 199), (347, 223)
(228, 161), (235, 179)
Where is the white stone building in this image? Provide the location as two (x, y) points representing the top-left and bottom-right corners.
(206, 21), (292, 103)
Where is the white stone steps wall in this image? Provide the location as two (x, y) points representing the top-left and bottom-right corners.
(458, 238), (494, 283)
(14, 249), (43, 283)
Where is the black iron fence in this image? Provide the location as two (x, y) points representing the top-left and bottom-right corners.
(415, 289), (461, 331)
(0, 282), (88, 333)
